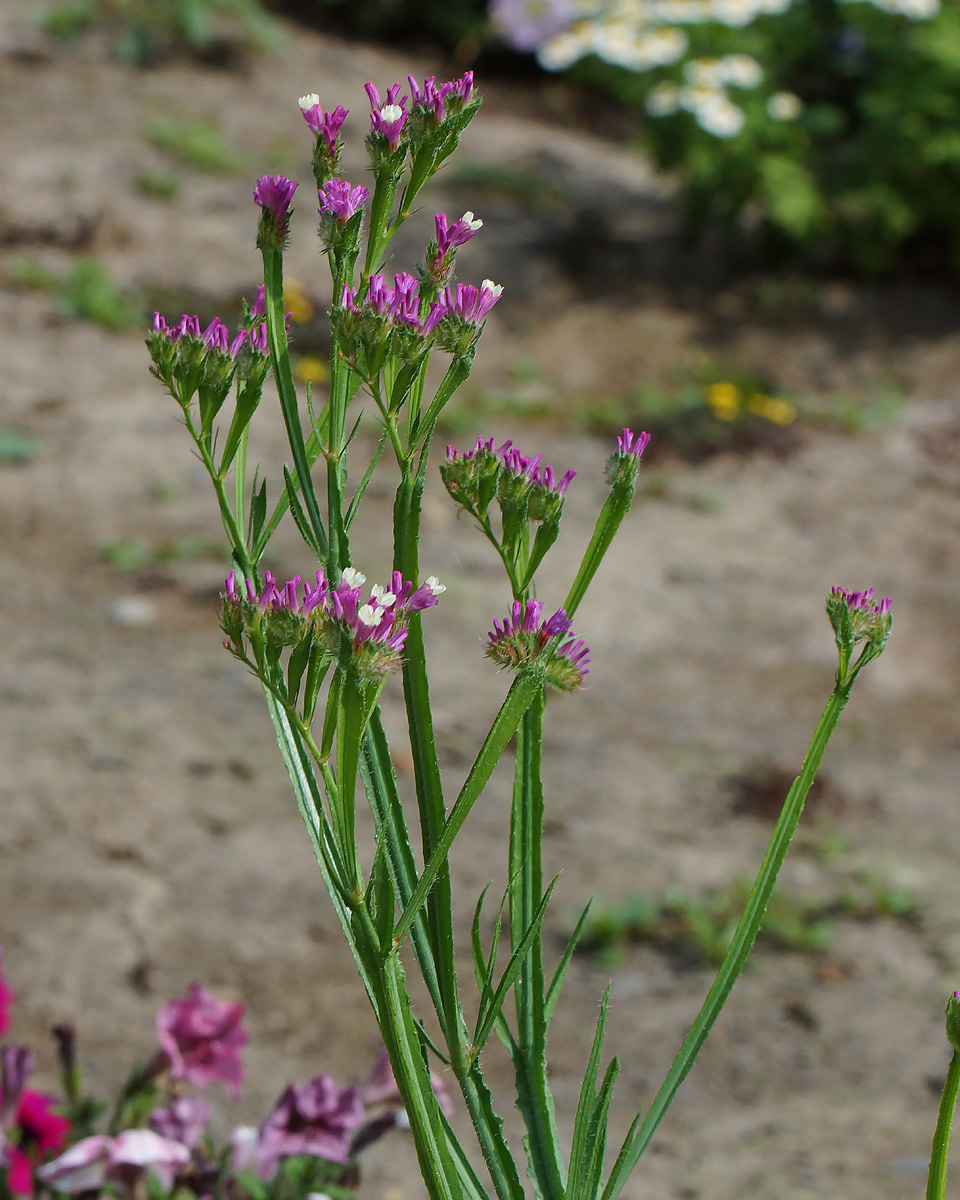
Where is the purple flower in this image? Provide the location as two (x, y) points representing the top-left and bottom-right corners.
(254, 175), (298, 238)
(149, 1096), (212, 1150)
(36, 1132), (190, 1196)
(501, 446), (576, 495)
(0, 949), (13, 1038)
(423, 279), (503, 335)
(364, 81), (408, 151)
(829, 586), (891, 616)
(0, 1047), (35, 1129)
(318, 178), (370, 223)
(616, 428), (651, 459)
(486, 601), (589, 691)
(256, 1075), (365, 1175)
(298, 95), (348, 156)
(155, 982), (246, 1099)
(490, 0), (575, 52)
(435, 211), (483, 257)
(223, 567), (443, 674)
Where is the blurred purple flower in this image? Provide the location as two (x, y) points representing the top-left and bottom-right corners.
(490, 0), (575, 52)
(156, 982), (246, 1099)
(2, 1086), (72, 1196)
(0, 949), (13, 1038)
(150, 1095), (212, 1150)
(256, 1075), (365, 1175)
(37, 1131), (189, 1196)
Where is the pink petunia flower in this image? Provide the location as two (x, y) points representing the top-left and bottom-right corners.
(156, 982), (246, 1099)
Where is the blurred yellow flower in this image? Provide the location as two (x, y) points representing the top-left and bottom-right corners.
(294, 356), (327, 384)
(283, 278), (314, 323)
(748, 393), (797, 425)
(706, 380), (740, 420)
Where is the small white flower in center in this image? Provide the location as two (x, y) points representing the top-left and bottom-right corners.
(341, 567), (366, 588)
(299, 93), (320, 110)
(358, 604), (384, 627)
(379, 105), (403, 123)
(481, 279), (504, 297)
(424, 576), (446, 595)
(461, 211), (483, 231)
(371, 585), (397, 606)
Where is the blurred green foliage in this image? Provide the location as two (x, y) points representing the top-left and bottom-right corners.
(565, 4), (960, 273)
(7, 254), (142, 330)
(146, 117), (244, 173)
(41, 0), (282, 64)
(579, 872), (918, 967)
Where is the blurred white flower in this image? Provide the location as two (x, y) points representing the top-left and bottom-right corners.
(633, 27), (688, 64)
(695, 95), (746, 136)
(646, 81), (681, 114)
(895, 0), (939, 17)
(767, 90), (802, 119)
(684, 56), (725, 86)
(649, 0), (713, 19)
(593, 19), (644, 65)
(720, 53), (763, 86)
(537, 24), (593, 69)
(678, 83), (724, 111)
(711, 0), (759, 25)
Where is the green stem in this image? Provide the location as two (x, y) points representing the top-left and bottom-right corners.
(510, 691), (565, 1200)
(928, 1050), (960, 1200)
(603, 683), (853, 1200)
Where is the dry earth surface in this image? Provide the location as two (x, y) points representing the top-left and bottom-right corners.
(2, 5), (960, 1198)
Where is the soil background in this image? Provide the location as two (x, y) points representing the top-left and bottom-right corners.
(2, 5), (960, 1198)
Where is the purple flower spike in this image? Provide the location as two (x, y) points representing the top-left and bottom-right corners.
(202, 317), (230, 354)
(257, 1075), (366, 1175)
(319, 178), (370, 223)
(156, 982), (247, 1099)
(254, 175), (298, 238)
(616, 428), (651, 459)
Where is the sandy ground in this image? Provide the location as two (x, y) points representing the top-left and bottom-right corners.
(2, 5), (960, 1199)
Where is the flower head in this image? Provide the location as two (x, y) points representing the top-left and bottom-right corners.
(254, 175), (298, 248)
(155, 982), (246, 1099)
(606, 427), (651, 486)
(222, 567), (444, 677)
(491, 0), (576, 51)
(256, 1075), (365, 1176)
(364, 82), (408, 152)
(486, 600), (589, 691)
(299, 96), (348, 156)
(318, 178), (370, 224)
(826, 587), (892, 681)
(436, 211), (483, 257)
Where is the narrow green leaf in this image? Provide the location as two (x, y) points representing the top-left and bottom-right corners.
(475, 879), (558, 1052)
(545, 901), (592, 1027)
(345, 431), (387, 529)
(394, 667), (544, 945)
(566, 989), (610, 1200)
(602, 685), (855, 1200)
(247, 472), (267, 547)
(582, 1058), (619, 1200)
(284, 465), (324, 557)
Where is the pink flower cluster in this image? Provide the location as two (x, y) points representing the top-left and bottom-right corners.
(829, 586), (891, 617)
(152, 312), (267, 357)
(616, 428), (652, 459)
(225, 566), (445, 662)
(407, 71), (474, 123)
(501, 445), (577, 496)
(486, 599), (590, 690)
(319, 177), (370, 223)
